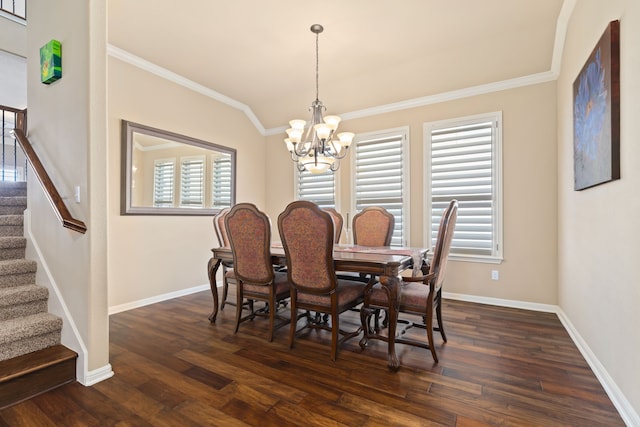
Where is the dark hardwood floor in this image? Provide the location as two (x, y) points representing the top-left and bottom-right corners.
(0, 290), (624, 426)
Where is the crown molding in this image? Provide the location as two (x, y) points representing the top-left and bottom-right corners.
(108, 0), (574, 138)
(107, 44), (266, 135)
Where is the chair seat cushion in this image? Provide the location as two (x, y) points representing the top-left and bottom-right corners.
(368, 281), (429, 314)
(297, 279), (365, 310)
(243, 271), (290, 298)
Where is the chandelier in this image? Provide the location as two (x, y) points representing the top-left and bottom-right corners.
(284, 24), (354, 174)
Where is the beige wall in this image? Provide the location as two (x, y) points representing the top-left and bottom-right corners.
(107, 58), (267, 308)
(266, 82), (558, 305)
(558, 0), (640, 417)
(26, 0), (109, 378)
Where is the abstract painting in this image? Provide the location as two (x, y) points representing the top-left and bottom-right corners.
(573, 20), (620, 191)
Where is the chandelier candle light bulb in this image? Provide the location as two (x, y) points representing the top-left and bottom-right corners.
(284, 24), (354, 174)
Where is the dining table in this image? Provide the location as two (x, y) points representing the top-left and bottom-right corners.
(207, 243), (427, 370)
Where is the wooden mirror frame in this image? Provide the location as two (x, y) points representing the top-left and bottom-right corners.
(121, 120), (236, 215)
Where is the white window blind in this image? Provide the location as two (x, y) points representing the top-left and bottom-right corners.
(353, 129), (409, 246)
(153, 159), (175, 207)
(212, 155), (232, 208)
(296, 169), (335, 209)
(180, 156), (204, 207)
(426, 113), (502, 260)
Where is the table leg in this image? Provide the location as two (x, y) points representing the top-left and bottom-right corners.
(386, 274), (401, 371)
(207, 257), (221, 323)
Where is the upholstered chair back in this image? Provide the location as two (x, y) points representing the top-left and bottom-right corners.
(429, 200), (458, 291)
(278, 201), (337, 294)
(352, 207), (394, 246)
(225, 203), (274, 285)
(323, 208), (343, 243)
(213, 207), (231, 247)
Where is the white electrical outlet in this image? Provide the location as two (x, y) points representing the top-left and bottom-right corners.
(491, 270), (499, 280)
(74, 185), (81, 203)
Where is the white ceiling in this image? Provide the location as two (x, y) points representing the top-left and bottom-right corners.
(108, 0), (566, 131)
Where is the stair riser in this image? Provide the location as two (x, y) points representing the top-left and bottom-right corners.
(0, 331), (61, 362)
(0, 273), (36, 288)
(0, 346), (77, 410)
(0, 226), (24, 237)
(0, 300), (48, 322)
(0, 248), (26, 261)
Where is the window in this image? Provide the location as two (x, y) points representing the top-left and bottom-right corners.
(212, 154), (232, 208)
(296, 168), (336, 209)
(180, 156), (205, 207)
(352, 128), (409, 246)
(153, 158), (175, 207)
(424, 112), (502, 262)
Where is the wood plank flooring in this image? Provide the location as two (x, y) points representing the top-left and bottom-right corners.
(0, 290), (625, 426)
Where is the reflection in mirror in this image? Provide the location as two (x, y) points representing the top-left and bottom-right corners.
(121, 120), (236, 215)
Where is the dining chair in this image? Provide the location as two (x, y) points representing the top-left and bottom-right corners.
(323, 208), (343, 243)
(345, 206), (396, 284)
(278, 200), (366, 361)
(352, 206), (395, 247)
(225, 203), (291, 341)
(359, 199), (458, 364)
(213, 207), (237, 310)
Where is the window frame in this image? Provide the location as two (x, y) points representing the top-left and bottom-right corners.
(423, 111), (503, 263)
(350, 127), (410, 247)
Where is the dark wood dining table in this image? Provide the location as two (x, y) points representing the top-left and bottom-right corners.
(207, 243), (427, 370)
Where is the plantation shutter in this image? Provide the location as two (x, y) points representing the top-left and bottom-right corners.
(212, 155), (232, 208)
(297, 169), (335, 208)
(354, 133), (405, 246)
(180, 157), (204, 207)
(153, 159), (175, 207)
(430, 119), (496, 256)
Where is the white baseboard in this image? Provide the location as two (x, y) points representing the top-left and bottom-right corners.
(83, 363), (115, 386)
(443, 292), (558, 313)
(108, 284), (211, 315)
(556, 309), (639, 427)
(444, 292), (639, 426)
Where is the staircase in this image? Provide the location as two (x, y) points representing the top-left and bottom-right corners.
(0, 181), (77, 409)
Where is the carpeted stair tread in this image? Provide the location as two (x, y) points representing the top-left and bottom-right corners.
(0, 182), (27, 198)
(0, 237), (27, 249)
(0, 259), (37, 276)
(0, 285), (48, 307)
(0, 196), (27, 206)
(0, 285), (48, 321)
(0, 216), (24, 226)
(0, 313), (62, 345)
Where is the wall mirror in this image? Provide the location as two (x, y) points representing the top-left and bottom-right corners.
(121, 120), (236, 215)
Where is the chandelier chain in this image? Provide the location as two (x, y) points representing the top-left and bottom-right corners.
(315, 30), (319, 101)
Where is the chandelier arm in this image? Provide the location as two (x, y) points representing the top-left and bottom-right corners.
(326, 139), (350, 160)
(292, 141), (312, 158)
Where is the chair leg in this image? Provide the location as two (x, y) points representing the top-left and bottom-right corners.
(331, 310), (339, 361)
(234, 282), (244, 334)
(425, 304), (438, 363)
(289, 292), (297, 349)
(435, 292), (447, 342)
(268, 293), (276, 342)
(221, 277), (230, 310)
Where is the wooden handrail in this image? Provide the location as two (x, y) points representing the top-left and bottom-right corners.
(12, 128), (87, 234)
